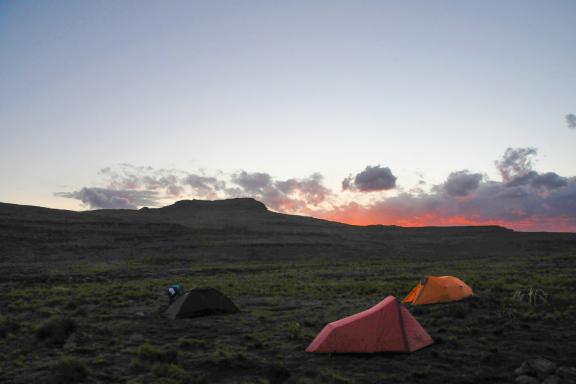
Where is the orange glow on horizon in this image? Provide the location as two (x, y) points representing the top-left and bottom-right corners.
(315, 210), (576, 233)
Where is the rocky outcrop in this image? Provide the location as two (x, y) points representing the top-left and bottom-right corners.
(514, 359), (576, 384)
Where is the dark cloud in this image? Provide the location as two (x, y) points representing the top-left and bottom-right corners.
(142, 174), (178, 189)
(182, 174), (225, 196)
(443, 171), (483, 197)
(566, 114), (576, 129)
(183, 174), (216, 191)
(55, 188), (159, 209)
(342, 165), (397, 192)
(530, 172), (568, 190)
(506, 171), (568, 191)
(495, 147), (538, 181)
(505, 171), (539, 188)
(546, 181), (576, 215)
(230, 171), (331, 211)
(275, 173), (330, 206)
(342, 176), (353, 191)
(230, 171), (272, 193)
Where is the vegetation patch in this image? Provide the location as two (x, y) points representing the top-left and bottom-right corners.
(35, 318), (76, 347)
(133, 343), (178, 364)
(45, 356), (89, 384)
(1, 239), (575, 383)
(0, 318), (20, 339)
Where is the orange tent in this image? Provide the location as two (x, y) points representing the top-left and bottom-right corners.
(306, 296), (433, 353)
(402, 276), (473, 305)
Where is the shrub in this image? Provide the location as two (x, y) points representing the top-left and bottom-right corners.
(267, 362), (291, 384)
(46, 356), (89, 384)
(0, 318), (20, 338)
(178, 337), (208, 349)
(150, 363), (208, 384)
(151, 362), (199, 383)
(244, 333), (269, 349)
(479, 288), (504, 306)
(35, 318), (76, 347)
(496, 304), (519, 319)
(130, 358), (147, 372)
(211, 345), (252, 368)
(319, 367), (352, 384)
(302, 319), (316, 327)
(412, 365), (432, 379)
(286, 321), (303, 340)
(294, 379), (316, 384)
(443, 303), (469, 319)
(135, 343), (178, 364)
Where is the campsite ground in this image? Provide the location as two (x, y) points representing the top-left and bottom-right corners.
(2, 249), (576, 383)
(1, 200), (576, 383)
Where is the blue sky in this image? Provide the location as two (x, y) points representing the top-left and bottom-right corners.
(1, 1), (575, 230)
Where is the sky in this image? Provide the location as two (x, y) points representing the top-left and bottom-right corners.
(1, 1), (575, 231)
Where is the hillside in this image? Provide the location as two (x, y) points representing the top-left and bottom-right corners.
(0, 197), (551, 267)
(1, 198), (576, 383)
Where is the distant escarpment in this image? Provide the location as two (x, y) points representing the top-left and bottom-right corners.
(156, 198), (268, 212)
(1, 198), (574, 265)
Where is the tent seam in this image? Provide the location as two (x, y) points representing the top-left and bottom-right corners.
(413, 278), (429, 305)
(396, 299), (410, 353)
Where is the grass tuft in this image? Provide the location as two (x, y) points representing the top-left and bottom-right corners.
(513, 288), (548, 306)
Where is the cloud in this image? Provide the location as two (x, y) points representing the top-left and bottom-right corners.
(230, 171), (332, 211)
(341, 176), (353, 191)
(318, 149), (576, 232)
(99, 164), (186, 196)
(182, 174), (225, 198)
(55, 188), (159, 209)
(342, 165), (397, 192)
(530, 172), (568, 190)
(57, 165), (332, 213)
(230, 171), (272, 193)
(506, 171), (568, 191)
(98, 164), (228, 199)
(54, 148), (576, 231)
(495, 147), (538, 182)
(275, 173), (330, 206)
(442, 171), (483, 197)
(320, 176), (576, 231)
(57, 164), (227, 208)
(566, 114), (576, 129)
(183, 174), (220, 191)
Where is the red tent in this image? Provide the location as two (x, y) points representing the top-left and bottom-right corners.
(306, 296), (433, 353)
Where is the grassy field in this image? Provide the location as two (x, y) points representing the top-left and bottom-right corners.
(1, 247), (575, 384)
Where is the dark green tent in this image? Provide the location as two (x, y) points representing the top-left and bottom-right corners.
(165, 288), (239, 319)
